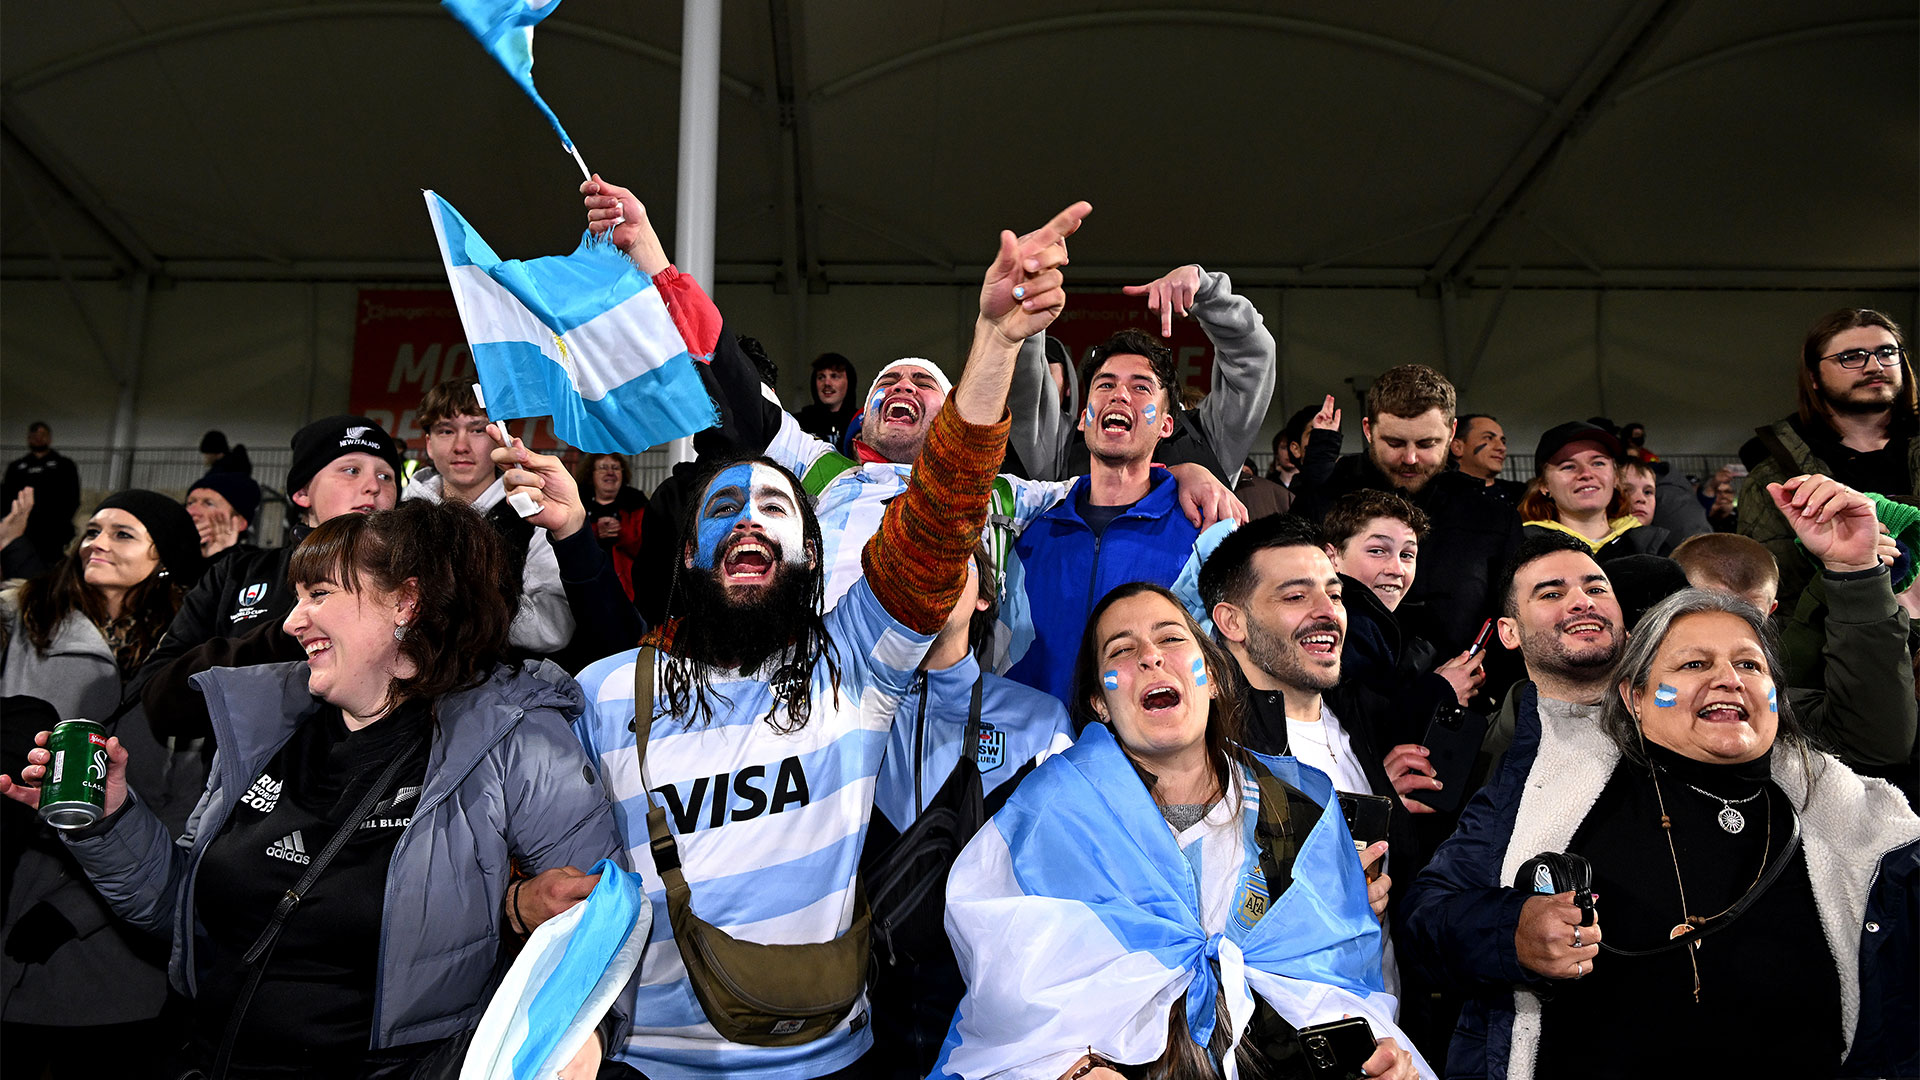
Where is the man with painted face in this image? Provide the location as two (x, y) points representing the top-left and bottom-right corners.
(1292, 365), (1524, 662)
(514, 197), (1089, 1080)
(576, 177), (1243, 640)
(1008, 262), (1278, 488)
(1002, 328), (1226, 707)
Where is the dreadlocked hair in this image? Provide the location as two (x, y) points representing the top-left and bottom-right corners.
(657, 455), (842, 733)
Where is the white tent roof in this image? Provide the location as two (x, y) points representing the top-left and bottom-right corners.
(4, 0), (1914, 289)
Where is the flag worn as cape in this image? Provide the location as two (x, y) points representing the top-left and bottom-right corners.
(425, 191), (718, 454)
(933, 722), (1433, 1080)
(461, 860), (650, 1080)
(441, 0), (576, 151)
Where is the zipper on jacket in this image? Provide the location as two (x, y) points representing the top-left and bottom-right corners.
(912, 676), (929, 817)
(371, 704), (524, 1045)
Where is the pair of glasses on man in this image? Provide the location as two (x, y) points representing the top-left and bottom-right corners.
(1821, 344), (1907, 370)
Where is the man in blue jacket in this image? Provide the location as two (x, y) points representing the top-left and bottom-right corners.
(1004, 329), (1204, 708)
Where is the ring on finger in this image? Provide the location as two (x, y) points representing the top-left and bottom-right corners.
(1573, 926), (1582, 947)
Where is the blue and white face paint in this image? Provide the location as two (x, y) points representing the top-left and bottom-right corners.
(692, 463), (809, 576)
(1142, 402), (1159, 426)
(1102, 670), (1121, 691)
(1767, 686), (1777, 714)
(1190, 656), (1207, 686)
(1653, 683), (1679, 708)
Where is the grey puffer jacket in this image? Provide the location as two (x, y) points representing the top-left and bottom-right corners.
(65, 659), (627, 1049)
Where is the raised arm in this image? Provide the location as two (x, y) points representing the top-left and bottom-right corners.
(1771, 475), (1916, 767)
(581, 174), (791, 461)
(864, 203), (1091, 633)
(1124, 264), (1277, 481)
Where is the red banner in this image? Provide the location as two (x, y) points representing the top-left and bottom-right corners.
(349, 289), (561, 449)
(1043, 292), (1216, 400)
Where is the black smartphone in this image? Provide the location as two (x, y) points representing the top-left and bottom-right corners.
(1297, 1016), (1377, 1080)
(1410, 702), (1488, 815)
(1336, 792), (1392, 880)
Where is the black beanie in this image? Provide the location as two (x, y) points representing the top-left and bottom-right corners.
(198, 429), (230, 455)
(286, 415), (404, 497)
(187, 471), (263, 525)
(93, 490), (206, 586)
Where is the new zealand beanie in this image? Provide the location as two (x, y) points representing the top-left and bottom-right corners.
(286, 415), (404, 497)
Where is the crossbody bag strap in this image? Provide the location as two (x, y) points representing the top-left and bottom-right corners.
(1601, 806), (1803, 958)
(212, 731), (426, 1080)
(631, 648), (690, 894)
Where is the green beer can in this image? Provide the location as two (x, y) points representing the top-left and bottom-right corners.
(40, 720), (108, 830)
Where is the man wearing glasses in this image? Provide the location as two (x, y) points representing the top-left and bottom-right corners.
(1738, 307), (1917, 616)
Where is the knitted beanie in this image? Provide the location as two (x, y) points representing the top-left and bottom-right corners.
(93, 489), (205, 586)
(286, 415), (403, 497)
(187, 471), (262, 526)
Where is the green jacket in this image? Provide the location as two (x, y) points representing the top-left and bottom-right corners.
(1737, 415), (1920, 616)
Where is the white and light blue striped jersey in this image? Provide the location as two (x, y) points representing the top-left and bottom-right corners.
(763, 410), (1070, 643)
(572, 577), (934, 1080)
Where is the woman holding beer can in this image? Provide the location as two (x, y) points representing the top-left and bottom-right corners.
(0, 489), (202, 1079)
(1, 498), (628, 1079)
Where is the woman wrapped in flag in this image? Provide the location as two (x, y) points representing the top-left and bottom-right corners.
(934, 583), (1429, 1080)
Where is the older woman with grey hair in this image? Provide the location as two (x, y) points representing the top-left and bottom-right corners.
(1403, 588), (1919, 1080)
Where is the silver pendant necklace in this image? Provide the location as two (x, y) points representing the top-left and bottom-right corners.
(1683, 781), (1764, 834)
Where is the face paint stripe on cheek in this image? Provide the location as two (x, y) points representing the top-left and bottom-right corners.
(1190, 656), (1207, 686)
(1102, 670), (1120, 691)
(1767, 686), (1777, 714)
(1143, 403), (1158, 425)
(1654, 684), (1678, 708)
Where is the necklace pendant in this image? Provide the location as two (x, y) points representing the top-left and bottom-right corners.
(1669, 923), (1695, 940)
(1717, 805), (1746, 834)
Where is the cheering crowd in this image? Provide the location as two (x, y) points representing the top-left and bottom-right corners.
(0, 180), (1915, 1080)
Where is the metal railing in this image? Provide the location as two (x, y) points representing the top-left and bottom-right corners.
(58, 445), (677, 548)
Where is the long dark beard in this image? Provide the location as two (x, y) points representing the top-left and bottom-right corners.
(673, 562), (814, 673)
(660, 560), (840, 733)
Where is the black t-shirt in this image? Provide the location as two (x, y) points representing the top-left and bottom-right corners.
(194, 699), (434, 1064)
(1074, 485), (1132, 538)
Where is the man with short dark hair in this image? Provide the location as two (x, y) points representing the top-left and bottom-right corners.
(1010, 263), (1276, 487)
(1293, 365), (1524, 659)
(0, 421), (81, 568)
(1450, 414), (1524, 503)
(1740, 307), (1919, 615)
(1003, 328), (1209, 706)
(1197, 513), (1407, 1006)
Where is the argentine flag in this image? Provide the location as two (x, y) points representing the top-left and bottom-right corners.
(442, 0), (577, 152)
(934, 723), (1432, 1079)
(461, 861), (650, 1080)
(425, 191), (717, 454)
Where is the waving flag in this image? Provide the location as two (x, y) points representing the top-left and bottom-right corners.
(442, 0), (577, 153)
(933, 723), (1432, 1079)
(461, 860), (650, 1080)
(425, 191), (717, 454)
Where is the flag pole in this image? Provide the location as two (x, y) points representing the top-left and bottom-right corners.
(568, 144), (592, 182)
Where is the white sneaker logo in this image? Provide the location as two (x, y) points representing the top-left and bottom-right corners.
(265, 830), (311, 865)
(242, 773), (282, 813)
